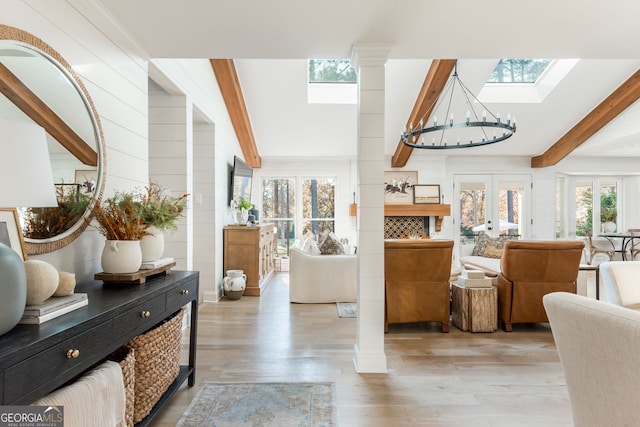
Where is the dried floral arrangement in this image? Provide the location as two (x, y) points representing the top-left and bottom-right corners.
(23, 191), (91, 239)
(90, 192), (150, 241)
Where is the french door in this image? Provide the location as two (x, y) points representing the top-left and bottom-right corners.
(454, 174), (531, 244)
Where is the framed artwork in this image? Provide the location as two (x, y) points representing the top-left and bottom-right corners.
(384, 171), (418, 204)
(414, 184), (441, 204)
(75, 169), (98, 195)
(0, 208), (27, 261)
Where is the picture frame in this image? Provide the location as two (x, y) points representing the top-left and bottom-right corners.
(413, 184), (441, 204)
(0, 208), (27, 261)
(74, 169), (98, 195)
(384, 171), (418, 204)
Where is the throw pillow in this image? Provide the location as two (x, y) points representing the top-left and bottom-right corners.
(483, 242), (503, 258)
(300, 231), (320, 255)
(318, 232), (345, 255)
(472, 232), (508, 257)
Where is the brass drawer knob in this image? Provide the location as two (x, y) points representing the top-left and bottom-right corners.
(181, 289), (189, 295)
(140, 310), (151, 318)
(66, 349), (80, 359)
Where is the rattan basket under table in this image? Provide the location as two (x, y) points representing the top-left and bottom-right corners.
(128, 308), (184, 423)
(109, 346), (135, 427)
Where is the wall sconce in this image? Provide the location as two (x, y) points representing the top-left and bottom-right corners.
(0, 118), (57, 334)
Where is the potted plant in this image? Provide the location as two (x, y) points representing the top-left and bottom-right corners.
(90, 191), (150, 274)
(234, 196), (253, 224)
(136, 182), (189, 262)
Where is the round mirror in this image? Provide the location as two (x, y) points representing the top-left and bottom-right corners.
(0, 25), (105, 255)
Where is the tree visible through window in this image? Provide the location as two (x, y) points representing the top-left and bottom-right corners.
(262, 178), (295, 254)
(302, 178), (336, 235)
(487, 59), (553, 83)
(308, 59), (356, 83)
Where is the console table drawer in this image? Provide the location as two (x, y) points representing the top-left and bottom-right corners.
(4, 320), (113, 402)
(112, 294), (166, 337)
(166, 277), (198, 310)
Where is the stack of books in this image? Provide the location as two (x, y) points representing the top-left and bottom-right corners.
(457, 270), (493, 288)
(19, 293), (89, 324)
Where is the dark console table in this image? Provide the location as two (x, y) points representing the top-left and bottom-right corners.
(0, 270), (199, 427)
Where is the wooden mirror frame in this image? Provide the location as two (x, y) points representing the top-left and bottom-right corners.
(0, 24), (106, 255)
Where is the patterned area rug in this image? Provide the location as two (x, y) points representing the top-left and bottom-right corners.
(177, 382), (336, 427)
(336, 302), (357, 318)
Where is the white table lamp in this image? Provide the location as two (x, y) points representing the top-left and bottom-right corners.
(0, 118), (58, 335)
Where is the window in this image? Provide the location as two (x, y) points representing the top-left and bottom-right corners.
(487, 59), (553, 84)
(261, 176), (337, 255)
(262, 178), (295, 255)
(302, 178), (336, 235)
(558, 176), (620, 238)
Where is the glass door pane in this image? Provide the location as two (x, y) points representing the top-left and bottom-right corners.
(497, 180), (526, 238)
(457, 178), (489, 244)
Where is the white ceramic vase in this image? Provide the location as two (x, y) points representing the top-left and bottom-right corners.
(603, 221), (617, 233)
(140, 226), (165, 262)
(101, 240), (142, 274)
(223, 269), (247, 300)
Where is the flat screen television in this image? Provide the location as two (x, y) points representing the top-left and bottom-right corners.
(229, 155), (253, 206)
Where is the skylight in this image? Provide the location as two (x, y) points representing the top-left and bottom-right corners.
(307, 59), (357, 104)
(487, 59), (553, 84)
(479, 58), (579, 103)
(308, 59), (357, 83)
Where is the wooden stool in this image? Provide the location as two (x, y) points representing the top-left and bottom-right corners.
(451, 283), (498, 332)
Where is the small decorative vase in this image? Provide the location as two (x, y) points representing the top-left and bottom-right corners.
(0, 243), (26, 335)
(237, 208), (249, 224)
(223, 269), (247, 300)
(101, 240), (142, 274)
(140, 226), (165, 262)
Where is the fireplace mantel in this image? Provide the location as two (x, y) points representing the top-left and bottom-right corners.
(384, 204), (451, 232)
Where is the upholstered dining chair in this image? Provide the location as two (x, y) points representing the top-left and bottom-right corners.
(384, 239), (454, 333)
(583, 229), (614, 265)
(496, 240), (584, 331)
(627, 228), (640, 260)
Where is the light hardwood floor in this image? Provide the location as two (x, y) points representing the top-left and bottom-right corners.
(151, 272), (585, 427)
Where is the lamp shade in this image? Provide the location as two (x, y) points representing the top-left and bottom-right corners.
(0, 118), (58, 208)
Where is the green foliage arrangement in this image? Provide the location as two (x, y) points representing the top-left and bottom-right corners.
(138, 182), (189, 231)
(235, 196), (253, 211)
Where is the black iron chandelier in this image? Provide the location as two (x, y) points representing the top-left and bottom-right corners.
(401, 61), (516, 149)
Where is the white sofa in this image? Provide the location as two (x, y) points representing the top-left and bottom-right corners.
(459, 243), (501, 276)
(544, 292), (640, 426)
(289, 247), (357, 303)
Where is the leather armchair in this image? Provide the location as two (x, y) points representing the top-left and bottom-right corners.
(384, 239), (454, 333)
(497, 240), (584, 331)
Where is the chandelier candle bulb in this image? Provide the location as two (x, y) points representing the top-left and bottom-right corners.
(433, 116), (437, 126)
(450, 113), (454, 126)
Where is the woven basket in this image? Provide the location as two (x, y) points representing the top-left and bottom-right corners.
(129, 309), (184, 423)
(109, 345), (135, 427)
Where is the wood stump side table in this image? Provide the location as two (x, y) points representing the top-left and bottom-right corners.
(451, 283), (498, 332)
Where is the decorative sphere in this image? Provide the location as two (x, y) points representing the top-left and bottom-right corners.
(24, 260), (59, 305)
(54, 271), (76, 297)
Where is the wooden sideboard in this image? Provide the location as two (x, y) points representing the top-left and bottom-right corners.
(0, 270), (199, 427)
(223, 224), (276, 296)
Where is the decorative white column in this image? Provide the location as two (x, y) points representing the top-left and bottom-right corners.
(350, 44), (391, 373)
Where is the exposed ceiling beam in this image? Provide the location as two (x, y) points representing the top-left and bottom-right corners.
(210, 59), (262, 168)
(531, 69), (640, 168)
(391, 59), (456, 168)
(0, 62), (98, 166)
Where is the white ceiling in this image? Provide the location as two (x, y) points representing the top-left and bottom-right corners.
(98, 0), (640, 162)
